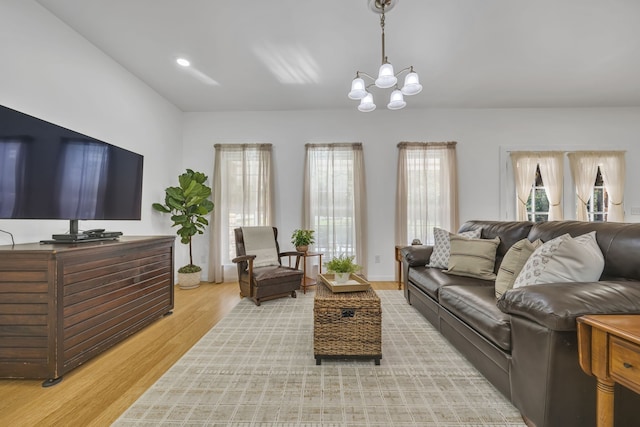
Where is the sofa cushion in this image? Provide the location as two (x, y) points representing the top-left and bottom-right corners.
(428, 227), (482, 269)
(439, 285), (512, 351)
(408, 266), (493, 300)
(445, 236), (501, 280)
(495, 238), (542, 298)
(498, 281), (640, 331)
(514, 231), (604, 288)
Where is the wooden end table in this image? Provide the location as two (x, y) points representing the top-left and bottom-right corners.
(577, 314), (640, 427)
(394, 245), (404, 290)
(287, 251), (322, 294)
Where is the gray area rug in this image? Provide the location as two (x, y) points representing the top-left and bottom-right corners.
(113, 290), (525, 426)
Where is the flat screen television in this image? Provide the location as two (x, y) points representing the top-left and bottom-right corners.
(0, 104), (143, 240)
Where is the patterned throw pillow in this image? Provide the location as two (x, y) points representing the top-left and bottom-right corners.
(428, 227), (482, 269)
(512, 234), (569, 288)
(495, 238), (542, 298)
(513, 232), (604, 288)
(445, 236), (501, 280)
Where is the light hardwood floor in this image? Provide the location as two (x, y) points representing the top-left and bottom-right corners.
(0, 281), (400, 426)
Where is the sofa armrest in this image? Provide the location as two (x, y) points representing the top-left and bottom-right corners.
(400, 245), (433, 267)
(497, 281), (640, 331)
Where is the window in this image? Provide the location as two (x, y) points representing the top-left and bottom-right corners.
(568, 151), (624, 222)
(304, 143), (367, 274)
(525, 166), (549, 222)
(510, 151), (564, 222)
(588, 167), (608, 222)
(395, 142), (458, 245)
(209, 144), (274, 282)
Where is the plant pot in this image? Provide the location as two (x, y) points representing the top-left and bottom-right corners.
(334, 272), (350, 283)
(296, 245), (308, 253)
(177, 271), (201, 290)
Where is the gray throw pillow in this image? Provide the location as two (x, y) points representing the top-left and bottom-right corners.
(428, 227), (482, 269)
(495, 238), (542, 298)
(445, 236), (501, 280)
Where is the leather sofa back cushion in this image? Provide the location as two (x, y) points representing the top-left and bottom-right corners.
(513, 232), (604, 288)
(458, 220), (534, 273)
(445, 236), (501, 280)
(528, 220), (640, 281)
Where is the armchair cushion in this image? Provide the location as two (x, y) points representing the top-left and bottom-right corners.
(241, 226), (280, 268)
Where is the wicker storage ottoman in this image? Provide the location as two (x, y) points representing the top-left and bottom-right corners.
(313, 281), (382, 365)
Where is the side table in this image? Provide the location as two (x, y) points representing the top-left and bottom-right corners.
(394, 245), (404, 290)
(301, 252), (323, 294)
(577, 314), (640, 427)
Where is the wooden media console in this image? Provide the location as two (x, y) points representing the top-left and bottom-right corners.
(0, 236), (175, 386)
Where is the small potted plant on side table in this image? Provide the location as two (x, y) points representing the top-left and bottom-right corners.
(291, 229), (315, 253)
(325, 254), (362, 284)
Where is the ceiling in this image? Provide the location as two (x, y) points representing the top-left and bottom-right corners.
(36, 0), (640, 113)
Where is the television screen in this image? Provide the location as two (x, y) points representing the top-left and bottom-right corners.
(0, 105), (143, 224)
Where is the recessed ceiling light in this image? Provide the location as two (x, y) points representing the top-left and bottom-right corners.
(176, 58), (190, 67)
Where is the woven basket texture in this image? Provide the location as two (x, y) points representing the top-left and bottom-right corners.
(313, 283), (381, 356)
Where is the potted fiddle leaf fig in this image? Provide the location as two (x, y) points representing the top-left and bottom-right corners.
(291, 229), (315, 253)
(325, 254), (361, 283)
(152, 169), (214, 289)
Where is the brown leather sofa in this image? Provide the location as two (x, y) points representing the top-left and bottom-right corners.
(400, 220), (640, 427)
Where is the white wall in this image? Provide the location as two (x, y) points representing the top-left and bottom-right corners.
(3, 1), (639, 281)
(0, 1), (184, 253)
(184, 107), (640, 281)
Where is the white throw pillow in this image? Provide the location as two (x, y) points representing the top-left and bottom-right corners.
(241, 226), (280, 268)
(513, 231), (604, 288)
(428, 227), (482, 269)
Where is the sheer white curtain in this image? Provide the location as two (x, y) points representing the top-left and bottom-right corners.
(209, 144), (274, 283)
(536, 151), (564, 220)
(303, 143), (368, 276)
(597, 151), (626, 222)
(567, 152), (601, 221)
(395, 142), (458, 245)
(510, 152), (538, 221)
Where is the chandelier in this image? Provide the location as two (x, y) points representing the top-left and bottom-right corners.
(348, 0), (422, 112)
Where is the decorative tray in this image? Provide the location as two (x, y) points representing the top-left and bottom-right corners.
(318, 273), (370, 293)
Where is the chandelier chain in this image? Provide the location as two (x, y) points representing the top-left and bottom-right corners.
(380, 4), (386, 63)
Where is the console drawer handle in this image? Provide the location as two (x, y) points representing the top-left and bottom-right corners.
(623, 362), (633, 369)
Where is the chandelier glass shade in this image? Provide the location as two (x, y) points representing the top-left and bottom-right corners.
(348, 0), (422, 112)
